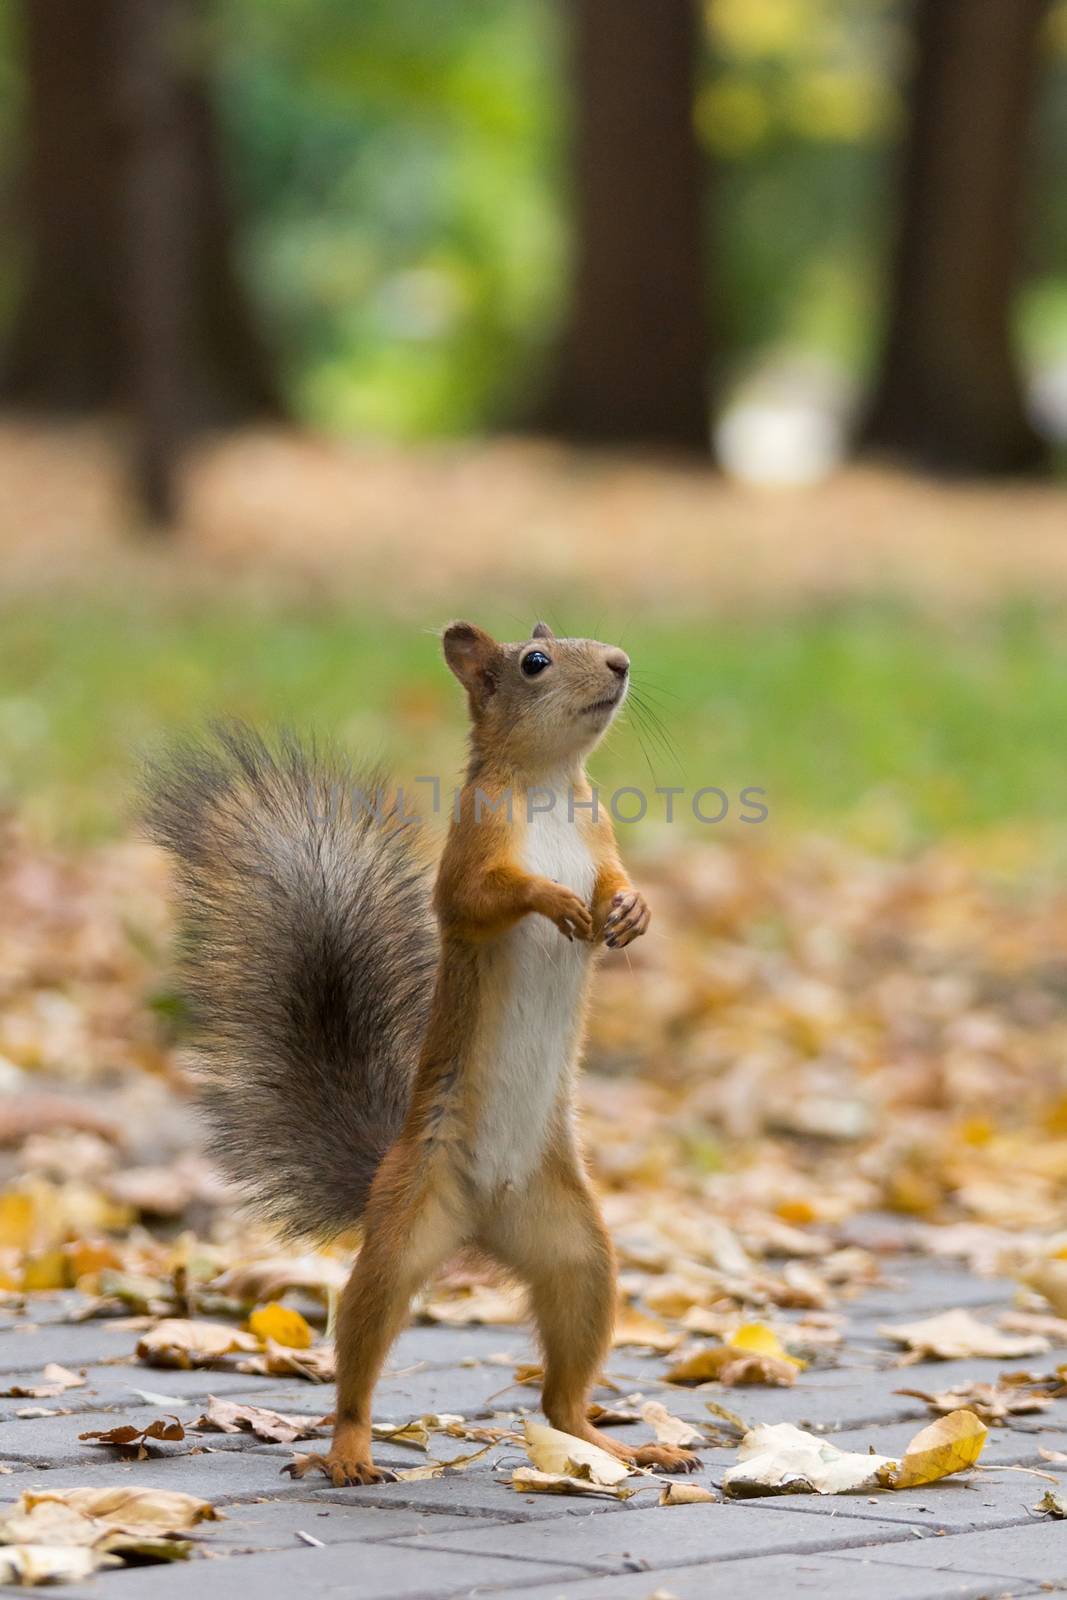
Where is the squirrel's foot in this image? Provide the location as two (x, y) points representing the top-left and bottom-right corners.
(282, 1451), (397, 1488)
(630, 1443), (702, 1474)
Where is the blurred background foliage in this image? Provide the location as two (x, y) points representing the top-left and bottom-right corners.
(3, 0), (1064, 442)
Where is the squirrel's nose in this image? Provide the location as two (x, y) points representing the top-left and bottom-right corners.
(605, 649), (630, 679)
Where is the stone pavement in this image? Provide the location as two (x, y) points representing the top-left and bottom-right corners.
(0, 1254), (1063, 1598)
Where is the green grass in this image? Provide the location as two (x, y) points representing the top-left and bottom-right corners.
(2, 592), (1066, 846)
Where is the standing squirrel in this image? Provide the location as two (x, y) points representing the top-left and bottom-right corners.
(147, 621), (700, 1484)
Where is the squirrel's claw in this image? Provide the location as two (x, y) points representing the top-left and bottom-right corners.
(283, 1452), (398, 1487)
(603, 889), (651, 948)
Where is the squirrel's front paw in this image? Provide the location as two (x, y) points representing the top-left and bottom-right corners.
(283, 1451), (397, 1488)
(533, 884), (593, 942)
(603, 889), (650, 948)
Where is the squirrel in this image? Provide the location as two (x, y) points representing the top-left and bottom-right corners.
(146, 620), (700, 1485)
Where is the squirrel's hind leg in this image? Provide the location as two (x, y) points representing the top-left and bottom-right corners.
(479, 1159), (701, 1476)
(289, 1144), (463, 1489)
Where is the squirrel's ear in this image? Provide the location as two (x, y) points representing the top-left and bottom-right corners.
(531, 620), (554, 640)
(442, 622), (504, 705)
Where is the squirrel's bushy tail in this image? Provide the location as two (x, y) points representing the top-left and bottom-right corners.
(144, 724), (437, 1241)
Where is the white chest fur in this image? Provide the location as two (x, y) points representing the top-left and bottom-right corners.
(472, 800), (596, 1192)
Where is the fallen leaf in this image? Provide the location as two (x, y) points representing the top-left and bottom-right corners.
(722, 1409), (986, 1498)
(420, 1285), (525, 1326)
(79, 1416), (186, 1458)
(210, 1254), (347, 1305)
(510, 1467), (636, 1501)
(729, 1323), (806, 1369)
(640, 1401), (704, 1449)
(665, 1346), (797, 1388)
(236, 1339), (335, 1381)
(723, 1421), (897, 1497)
(194, 1396), (327, 1444)
(135, 1319), (260, 1369)
(897, 1379), (1053, 1425)
(0, 1545), (117, 1585)
(704, 1399), (749, 1436)
(658, 1481), (716, 1505)
(1021, 1261), (1067, 1318)
(0, 1364), (85, 1400)
(20, 1487), (219, 1533)
(890, 1410), (988, 1489)
(880, 1308), (1049, 1361)
(247, 1303), (314, 1350)
(1036, 1488), (1067, 1517)
(523, 1418), (632, 1486)
(613, 1307), (680, 1352)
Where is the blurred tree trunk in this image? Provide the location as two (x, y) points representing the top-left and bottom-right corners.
(542, 0), (710, 452)
(862, 0), (1049, 475)
(1, 0), (280, 524)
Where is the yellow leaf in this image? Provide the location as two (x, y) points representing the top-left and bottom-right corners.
(248, 1303), (314, 1350)
(729, 1323), (806, 1370)
(21, 1248), (70, 1292)
(886, 1409), (988, 1489)
(640, 1401), (704, 1449)
(0, 1194), (34, 1250)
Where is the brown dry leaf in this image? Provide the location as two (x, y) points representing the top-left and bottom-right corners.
(658, 1482), (716, 1505)
(79, 1416), (186, 1457)
(392, 1442), (494, 1481)
(613, 1306), (680, 1352)
(1000, 1310), (1067, 1343)
(236, 1339), (335, 1382)
(897, 1379), (1054, 1425)
(523, 1418), (632, 1487)
(20, 1487), (218, 1534)
(880, 1308), (1050, 1362)
(511, 1467), (636, 1501)
(194, 1396), (327, 1444)
(1036, 1488), (1067, 1517)
(640, 1401), (705, 1449)
(665, 1345), (798, 1388)
(135, 1319), (260, 1369)
(247, 1302), (314, 1350)
(420, 1285), (525, 1327)
(0, 1364), (85, 1400)
(210, 1253), (347, 1305)
(704, 1399), (749, 1436)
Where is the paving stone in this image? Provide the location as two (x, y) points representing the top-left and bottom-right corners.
(202, 1495), (497, 1551)
(832, 1519), (1067, 1584)
(738, 1465), (1064, 1536)
(304, 1470), (632, 1522)
(809, 1417), (1067, 1469)
(0, 1446), (328, 1503)
(0, 1321), (138, 1372)
(492, 1549), (1037, 1600)
(391, 1324), (536, 1367)
(389, 1499), (914, 1574)
(845, 1266), (1020, 1321)
(53, 1537), (589, 1599)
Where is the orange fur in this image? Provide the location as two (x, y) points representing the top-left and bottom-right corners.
(293, 623), (694, 1486)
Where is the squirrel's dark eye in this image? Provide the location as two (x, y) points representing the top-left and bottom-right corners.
(521, 650), (552, 678)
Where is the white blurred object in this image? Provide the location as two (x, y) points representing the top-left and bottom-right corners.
(716, 354), (852, 487)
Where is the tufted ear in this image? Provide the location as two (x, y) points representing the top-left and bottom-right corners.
(531, 620), (554, 640)
(442, 621), (504, 709)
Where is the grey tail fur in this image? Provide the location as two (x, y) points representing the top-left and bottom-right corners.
(143, 724), (437, 1242)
